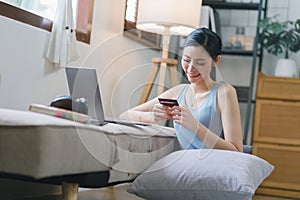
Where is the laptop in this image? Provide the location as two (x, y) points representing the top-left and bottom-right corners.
(65, 66), (149, 126)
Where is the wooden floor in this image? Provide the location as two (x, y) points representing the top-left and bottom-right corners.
(78, 184), (295, 200)
(21, 183), (296, 200)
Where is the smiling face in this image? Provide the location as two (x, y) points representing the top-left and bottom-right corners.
(181, 45), (214, 84)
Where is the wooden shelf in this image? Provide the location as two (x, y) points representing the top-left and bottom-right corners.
(203, 2), (260, 10)
(222, 49), (254, 56)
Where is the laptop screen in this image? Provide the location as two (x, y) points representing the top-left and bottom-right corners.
(65, 67), (105, 123)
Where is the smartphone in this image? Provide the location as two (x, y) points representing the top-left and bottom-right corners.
(158, 98), (179, 107)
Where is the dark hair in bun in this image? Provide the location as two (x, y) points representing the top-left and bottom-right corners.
(184, 27), (222, 60)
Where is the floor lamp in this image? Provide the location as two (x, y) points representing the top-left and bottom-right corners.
(136, 0), (202, 104)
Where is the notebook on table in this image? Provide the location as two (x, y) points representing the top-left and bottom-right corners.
(65, 66), (150, 126)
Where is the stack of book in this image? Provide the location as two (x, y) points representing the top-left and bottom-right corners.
(29, 104), (92, 124)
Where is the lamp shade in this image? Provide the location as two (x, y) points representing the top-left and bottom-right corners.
(136, 0), (202, 36)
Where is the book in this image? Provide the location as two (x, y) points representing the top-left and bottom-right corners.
(29, 104), (92, 124)
(200, 6), (217, 33)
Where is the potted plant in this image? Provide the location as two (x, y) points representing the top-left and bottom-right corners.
(258, 15), (300, 77)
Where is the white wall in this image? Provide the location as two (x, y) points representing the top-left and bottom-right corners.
(0, 0), (160, 117)
(0, 0), (159, 198)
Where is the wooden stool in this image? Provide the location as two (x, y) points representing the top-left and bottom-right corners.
(139, 57), (178, 104)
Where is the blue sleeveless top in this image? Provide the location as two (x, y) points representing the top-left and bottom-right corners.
(174, 83), (224, 149)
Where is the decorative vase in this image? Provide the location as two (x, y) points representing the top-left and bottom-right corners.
(274, 59), (298, 78)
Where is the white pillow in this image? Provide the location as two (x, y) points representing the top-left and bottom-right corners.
(128, 149), (274, 200)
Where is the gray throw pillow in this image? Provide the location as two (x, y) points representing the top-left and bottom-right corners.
(128, 149), (274, 200)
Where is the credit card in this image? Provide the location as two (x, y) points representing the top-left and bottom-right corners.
(158, 98), (179, 107)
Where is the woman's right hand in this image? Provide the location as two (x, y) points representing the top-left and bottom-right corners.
(151, 103), (172, 124)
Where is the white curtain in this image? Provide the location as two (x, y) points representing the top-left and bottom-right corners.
(45, 0), (79, 68)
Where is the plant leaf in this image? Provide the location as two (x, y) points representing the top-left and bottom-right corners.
(258, 16), (300, 57)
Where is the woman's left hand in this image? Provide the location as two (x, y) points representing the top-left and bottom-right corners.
(170, 106), (199, 132)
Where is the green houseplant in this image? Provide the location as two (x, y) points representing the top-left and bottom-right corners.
(258, 16), (300, 77)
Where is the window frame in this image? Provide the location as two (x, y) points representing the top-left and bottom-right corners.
(0, 0), (94, 44)
(123, 0), (161, 49)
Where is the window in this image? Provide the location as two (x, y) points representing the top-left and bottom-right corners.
(125, 0), (137, 23)
(0, 0), (94, 44)
(1, 0), (60, 20)
(124, 0), (161, 49)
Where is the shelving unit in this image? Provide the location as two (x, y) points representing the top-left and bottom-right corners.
(197, 0), (268, 143)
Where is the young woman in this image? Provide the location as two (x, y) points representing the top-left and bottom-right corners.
(120, 28), (243, 152)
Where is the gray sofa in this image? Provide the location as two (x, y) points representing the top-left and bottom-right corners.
(0, 108), (177, 199)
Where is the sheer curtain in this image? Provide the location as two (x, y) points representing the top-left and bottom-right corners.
(45, 0), (79, 68)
